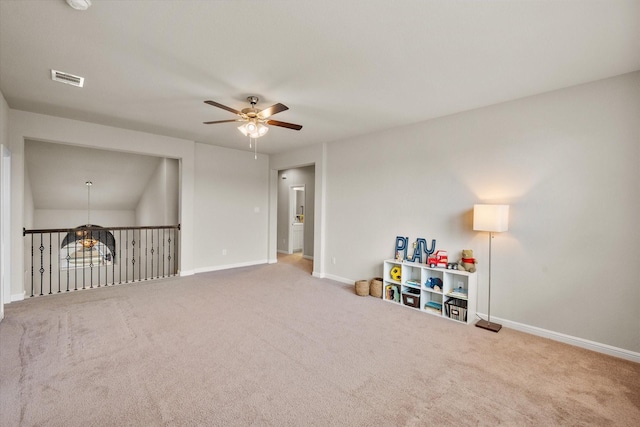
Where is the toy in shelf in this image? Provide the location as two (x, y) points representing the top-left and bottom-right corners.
(425, 277), (443, 292)
(385, 285), (400, 302)
(390, 265), (402, 282)
(427, 250), (448, 268)
(424, 301), (443, 314)
(448, 287), (468, 299)
(457, 249), (477, 273)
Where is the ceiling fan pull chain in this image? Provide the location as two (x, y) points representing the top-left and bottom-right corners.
(254, 138), (258, 160)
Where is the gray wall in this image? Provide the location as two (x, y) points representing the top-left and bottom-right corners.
(324, 71), (640, 353)
(136, 158), (179, 226)
(34, 209), (135, 228)
(193, 143), (269, 271)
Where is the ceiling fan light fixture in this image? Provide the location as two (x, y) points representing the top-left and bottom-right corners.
(66, 0), (92, 10)
(257, 123), (269, 137)
(246, 122), (258, 133)
(205, 97), (301, 153)
(238, 121), (268, 139)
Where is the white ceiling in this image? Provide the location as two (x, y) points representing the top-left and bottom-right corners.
(2, 1), (640, 213)
(1, 0), (638, 156)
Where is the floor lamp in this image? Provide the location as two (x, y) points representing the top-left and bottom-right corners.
(473, 204), (509, 333)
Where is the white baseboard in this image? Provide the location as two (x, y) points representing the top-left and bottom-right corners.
(303, 255), (314, 260)
(277, 250), (289, 255)
(194, 259), (268, 274)
(268, 258), (277, 264)
(179, 270), (195, 277)
(478, 313), (640, 363)
(322, 273), (354, 285)
(325, 270), (639, 363)
(11, 291), (25, 302)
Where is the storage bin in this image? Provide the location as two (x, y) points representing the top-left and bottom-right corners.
(445, 298), (468, 322)
(369, 277), (383, 298)
(355, 280), (369, 296)
(402, 293), (420, 308)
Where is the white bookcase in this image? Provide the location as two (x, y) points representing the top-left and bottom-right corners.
(382, 259), (477, 324)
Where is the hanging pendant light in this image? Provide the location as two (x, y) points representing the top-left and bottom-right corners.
(78, 181), (98, 248)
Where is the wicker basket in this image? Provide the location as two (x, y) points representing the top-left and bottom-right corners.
(369, 277), (383, 298)
(355, 280), (369, 296)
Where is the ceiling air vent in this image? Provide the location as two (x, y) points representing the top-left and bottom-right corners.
(51, 69), (85, 88)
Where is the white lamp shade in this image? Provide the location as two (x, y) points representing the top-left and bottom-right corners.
(238, 121), (268, 138)
(66, 0), (92, 10)
(257, 123), (269, 136)
(473, 204), (509, 232)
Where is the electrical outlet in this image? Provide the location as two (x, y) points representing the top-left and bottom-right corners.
(332, 256), (337, 265)
(222, 249), (227, 256)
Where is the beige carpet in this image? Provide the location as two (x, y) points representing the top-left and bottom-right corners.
(1, 254), (639, 426)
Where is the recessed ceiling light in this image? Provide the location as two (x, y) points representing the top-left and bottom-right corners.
(51, 69), (85, 88)
(66, 0), (92, 11)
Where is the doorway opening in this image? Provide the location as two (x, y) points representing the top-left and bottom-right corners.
(290, 185), (305, 254)
(277, 166), (315, 268)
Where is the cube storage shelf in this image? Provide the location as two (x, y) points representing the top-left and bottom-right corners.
(382, 259), (477, 324)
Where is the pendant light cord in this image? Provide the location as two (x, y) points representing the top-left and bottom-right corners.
(86, 181), (92, 226)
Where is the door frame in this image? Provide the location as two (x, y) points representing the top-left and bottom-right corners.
(289, 185), (305, 254)
(0, 144), (11, 318)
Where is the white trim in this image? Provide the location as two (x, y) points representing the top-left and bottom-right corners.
(322, 273), (354, 285)
(0, 145), (10, 312)
(319, 272), (640, 362)
(478, 314), (640, 363)
(194, 259), (268, 274)
(179, 270), (195, 277)
(276, 250), (312, 260)
(11, 291), (25, 302)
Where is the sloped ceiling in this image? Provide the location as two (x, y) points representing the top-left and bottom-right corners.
(25, 140), (163, 211)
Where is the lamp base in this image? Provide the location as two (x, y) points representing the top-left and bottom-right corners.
(476, 319), (502, 333)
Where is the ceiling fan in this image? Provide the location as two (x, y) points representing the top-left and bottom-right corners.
(203, 96), (302, 139)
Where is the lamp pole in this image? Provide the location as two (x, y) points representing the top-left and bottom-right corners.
(473, 204), (508, 333)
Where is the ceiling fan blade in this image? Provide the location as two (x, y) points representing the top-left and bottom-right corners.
(259, 103), (288, 119)
(267, 120), (303, 131)
(203, 119), (240, 125)
(204, 100), (241, 115)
